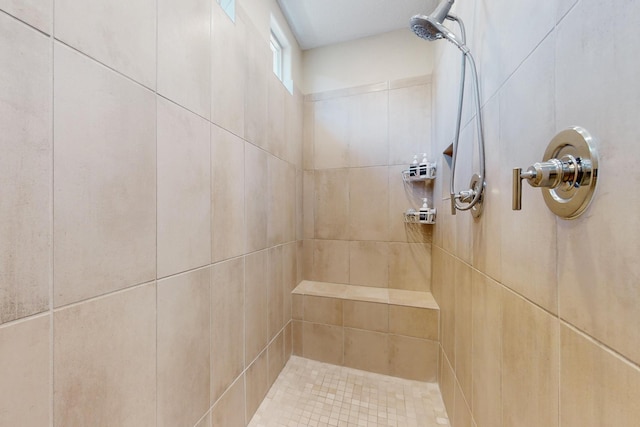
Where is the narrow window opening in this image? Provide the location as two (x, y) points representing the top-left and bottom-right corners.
(270, 31), (283, 81)
(217, 0), (235, 22)
(270, 15), (293, 94)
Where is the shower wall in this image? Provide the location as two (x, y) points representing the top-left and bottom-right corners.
(0, 1), (302, 426)
(430, 1), (640, 426)
(302, 77), (433, 292)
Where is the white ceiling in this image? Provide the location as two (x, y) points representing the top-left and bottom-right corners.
(277, 0), (439, 50)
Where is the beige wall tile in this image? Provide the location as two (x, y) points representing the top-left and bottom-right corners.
(470, 95), (501, 283)
(303, 322), (343, 365)
(0, 0), (51, 33)
(440, 350), (456, 420)
(344, 328), (389, 375)
(454, 384), (473, 427)
(157, 269), (211, 427)
(434, 248), (455, 366)
(303, 170), (315, 239)
(349, 241), (389, 288)
(195, 412), (211, 427)
(304, 295), (343, 326)
(157, 98), (211, 278)
(454, 260), (472, 403)
(268, 246), (284, 340)
(283, 164), (297, 243)
(314, 168), (349, 240)
(267, 156), (287, 246)
(244, 25), (268, 149)
(245, 350), (268, 422)
(471, 271), (502, 427)
(349, 167), (389, 241)
(343, 300), (388, 333)
(348, 91), (388, 167)
(388, 334), (438, 381)
(292, 293), (303, 320)
(53, 44), (156, 307)
(389, 305), (438, 340)
(284, 321), (292, 358)
(555, 0), (640, 366)
(0, 315), (50, 426)
(312, 240), (349, 284)
(268, 331), (285, 388)
(282, 242), (297, 321)
(245, 250), (268, 364)
(267, 74), (285, 158)
(313, 97), (349, 169)
(561, 325), (640, 427)
(0, 17), (51, 324)
(499, 35), (557, 314)
(388, 242), (431, 291)
(54, 0), (155, 88)
(292, 320), (303, 356)
(244, 142), (268, 253)
(157, 0), (210, 118)
(212, 125), (245, 262)
(211, 376), (245, 427)
(211, 5), (245, 137)
(388, 84), (431, 166)
(296, 169), (304, 240)
(54, 283), (156, 427)
(301, 239), (313, 281)
(211, 258), (244, 404)
(502, 289), (559, 427)
(303, 101), (315, 170)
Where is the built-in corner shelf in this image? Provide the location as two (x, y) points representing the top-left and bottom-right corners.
(404, 208), (436, 225)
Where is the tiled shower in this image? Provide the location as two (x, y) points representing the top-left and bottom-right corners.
(2, 0), (640, 426)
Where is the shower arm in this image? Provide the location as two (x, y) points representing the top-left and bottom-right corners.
(446, 15), (486, 214)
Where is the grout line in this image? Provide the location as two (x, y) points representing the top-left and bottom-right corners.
(0, 9), (50, 36)
(49, 0), (55, 423)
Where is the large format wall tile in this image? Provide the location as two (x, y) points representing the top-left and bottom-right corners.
(0, 0), (51, 33)
(211, 4), (246, 137)
(502, 289), (559, 427)
(561, 325), (640, 427)
(244, 24), (268, 149)
(211, 377), (245, 427)
(0, 315), (50, 426)
(211, 258), (244, 404)
(157, 98), (211, 278)
(349, 241), (389, 287)
(245, 250), (268, 364)
(211, 125), (245, 262)
(313, 96), (349, 169)
(158, 0), (211, 118)
(499, 34), (557, 314)
(54, 283), (156, 427)
(556, 0), (640, 366)
(157, 269), (211, 427)
(53, 44), (156, 307)
(314, 168), (349, 240)
(268, 246), (284, 340)
(55, 0), (156, 88)
(349, 166), (389, 241)
(389, 83), (431, 166)
(0, 16), (51, 324)
(348, 91), (388, 168)
(245, 350), (268, 422)
(244, 143), (269, 252)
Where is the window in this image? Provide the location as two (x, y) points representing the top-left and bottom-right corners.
(270, 31), (283, 81)
(270, 15), (293, 94)
(217, 0), (235, 22)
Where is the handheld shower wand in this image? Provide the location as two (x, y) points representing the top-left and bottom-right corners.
(410, 0), (486, 217)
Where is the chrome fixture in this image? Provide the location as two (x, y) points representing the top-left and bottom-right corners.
(410, 0), (486, 218)
(512, 126), (598, 219)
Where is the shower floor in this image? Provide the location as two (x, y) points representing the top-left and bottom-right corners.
(248, 356), (450, 427)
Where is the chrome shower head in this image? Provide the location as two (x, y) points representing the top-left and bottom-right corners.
(410, 0), (465, 50)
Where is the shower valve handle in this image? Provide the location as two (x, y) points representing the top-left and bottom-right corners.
(512, 156), (581, 211)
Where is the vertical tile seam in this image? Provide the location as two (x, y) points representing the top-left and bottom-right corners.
(49, 0), (55, 423)
(154, 0), (159, 424)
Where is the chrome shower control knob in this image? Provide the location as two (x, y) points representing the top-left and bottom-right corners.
(512, 127), (598, 219)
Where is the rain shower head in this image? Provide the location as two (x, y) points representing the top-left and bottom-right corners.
(410, 0), (465, 50)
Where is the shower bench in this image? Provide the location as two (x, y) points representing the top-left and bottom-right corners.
(291, 280), (440, 382)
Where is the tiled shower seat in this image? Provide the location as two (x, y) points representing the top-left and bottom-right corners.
(292, 280), (440, 381)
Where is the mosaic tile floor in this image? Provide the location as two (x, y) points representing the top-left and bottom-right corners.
(248, 356), (450, 427)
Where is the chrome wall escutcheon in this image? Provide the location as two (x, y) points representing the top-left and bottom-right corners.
(512, 126), (598, 219)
